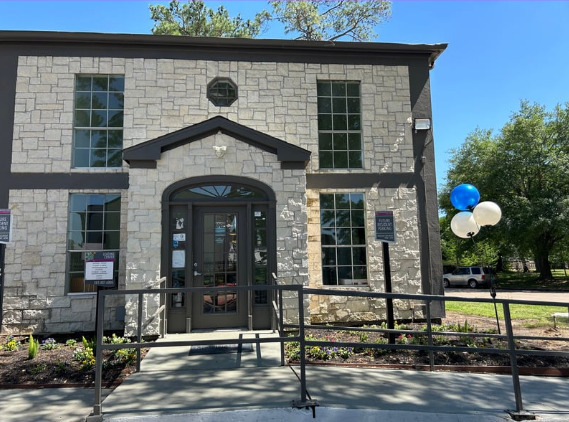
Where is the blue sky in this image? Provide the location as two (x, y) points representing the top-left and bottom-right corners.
(1, 1), (568, 191)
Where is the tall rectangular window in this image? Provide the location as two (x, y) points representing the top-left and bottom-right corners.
(320, 193), (367, 286)
(67, 193), (121, 293)
(317, 81), (362, 169)
(73, 75), (124, 168)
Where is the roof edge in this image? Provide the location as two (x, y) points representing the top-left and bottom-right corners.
(0, 30), (447, 60)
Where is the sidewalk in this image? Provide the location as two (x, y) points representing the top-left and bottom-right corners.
(95, 331), (569, 421)
(1, 330), (568, 422)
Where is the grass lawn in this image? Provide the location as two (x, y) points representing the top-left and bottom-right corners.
(496, 269), (569, 291)
(445, 300), (568, 328)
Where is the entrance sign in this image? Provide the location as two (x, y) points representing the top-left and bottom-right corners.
(85, 252), (116, 287)
(375, 211), (396, 343)
(375, 211), (396, 243)
(0, 210), (12, 244)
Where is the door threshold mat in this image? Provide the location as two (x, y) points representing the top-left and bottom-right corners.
(189, 343), (254, 355)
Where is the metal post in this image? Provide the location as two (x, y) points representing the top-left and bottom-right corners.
(279, 285), (285, 366)
(382, 242), (396, 344)
(425, 300), (434, 370)
(297, 287), (308, 403)
(137, 292), (143, 373)
(503, 302), (523, 412)
(92, 290), (106, 419)
(0, 244), (5, 332)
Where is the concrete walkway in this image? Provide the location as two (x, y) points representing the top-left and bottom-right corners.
(1, 330), (568, 422)
(93, 331), (569, 422)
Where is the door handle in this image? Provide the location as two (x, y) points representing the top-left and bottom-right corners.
(193, 270), (202, 276)
(193, 262), (202, 277)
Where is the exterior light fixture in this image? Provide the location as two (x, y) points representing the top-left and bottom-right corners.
(413, 118), (431, 132)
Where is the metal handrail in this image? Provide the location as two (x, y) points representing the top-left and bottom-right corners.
(88, 284), (569, 420)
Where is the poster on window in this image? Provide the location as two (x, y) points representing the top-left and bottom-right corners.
(85, 251), (116, 287)
(172, 250), (185, 268)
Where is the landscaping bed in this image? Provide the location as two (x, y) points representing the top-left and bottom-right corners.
(285, 312), (569, 373)
(0, 333), (149, 387)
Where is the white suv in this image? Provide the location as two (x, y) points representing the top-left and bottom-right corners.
(443, 266), (491, 289)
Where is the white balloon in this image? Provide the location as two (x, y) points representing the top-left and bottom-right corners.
(473, 201), (502, 226)
(451, 211), (480, 239)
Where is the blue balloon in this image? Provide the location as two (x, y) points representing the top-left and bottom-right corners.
(450, 184), (480, 211)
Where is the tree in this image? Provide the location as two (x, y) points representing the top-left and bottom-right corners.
(149, 1), (391, 42)
(440, 102), (569, 280)
(269, 0), (391, 41)
(149, 1), (270, 37)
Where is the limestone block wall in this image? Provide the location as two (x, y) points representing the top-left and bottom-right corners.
(7, 53), (418, 332)
(123, 133), (309, 335)
(13, 56), (413, 176)
(307, 187), (421, 324)
(3, 189), (127, 334)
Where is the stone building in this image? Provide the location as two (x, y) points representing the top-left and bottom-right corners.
(0, 31), (446, 334)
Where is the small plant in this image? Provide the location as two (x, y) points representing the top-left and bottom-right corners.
(28, 335), (39, 359)
(73, 347), (95, 370)
(65, 338), (77, 347)
(56, 360), (69, 372)
(41, 338), (61, 350)
(30, 363), (47, 374)
(2, 335), (20, 351)
(82, 336), (96, 351)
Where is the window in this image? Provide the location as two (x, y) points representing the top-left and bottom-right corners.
(67, 194), (121, 293)
(73, 75), (124, 168)
(320, 193), (367, 286)
(317, 81), (362, 169)
(207, 77), (238, 106)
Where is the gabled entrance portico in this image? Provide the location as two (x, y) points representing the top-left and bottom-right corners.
(122, 116), (310, 333)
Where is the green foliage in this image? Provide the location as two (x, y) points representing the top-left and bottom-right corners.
(2, 335), (20, 351)
(65, 339), (77, 347)
(149, 1), (391, 42)
(441, 102), (569, 280)
(40, 338), (60, 350)
(27, 335), (39, 360)
(82, 336), (96, 354)
(150, 0), (270, 37)
(270, 0), (391, 41)
(30, 363), (47, 375)
(285, 334), (354, 362)
(104, 333), (136, 364)
(73, 346), (95, 370)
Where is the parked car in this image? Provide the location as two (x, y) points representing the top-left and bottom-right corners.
(443, 266), (492, 289)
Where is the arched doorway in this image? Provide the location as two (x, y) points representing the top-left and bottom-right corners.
(162, 176), (276, 332)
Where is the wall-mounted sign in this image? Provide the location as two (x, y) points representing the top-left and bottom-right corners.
(375, 211), (396, 243)
(0, 210), (12, 244)
(85, 251), (116, 287)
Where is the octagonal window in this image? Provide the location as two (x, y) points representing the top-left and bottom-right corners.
(207, 77), (238, 107)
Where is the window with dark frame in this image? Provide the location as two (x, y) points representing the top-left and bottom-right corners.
(73, 75), (124, 168)
(207, 78), (238, 106)
(67, 193), (121, 293)
(320, 193), (368, 286)
(317, 81), (362, 169)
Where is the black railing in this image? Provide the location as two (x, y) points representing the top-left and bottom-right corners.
(88, 283), (569, 420)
